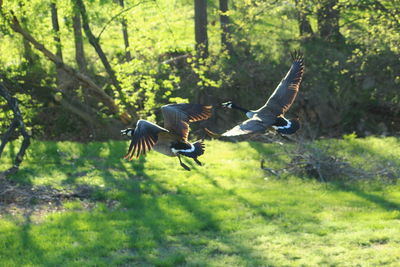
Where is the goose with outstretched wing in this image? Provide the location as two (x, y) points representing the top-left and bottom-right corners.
(121, 104), (212, 171)
(206, 52), (304, 138)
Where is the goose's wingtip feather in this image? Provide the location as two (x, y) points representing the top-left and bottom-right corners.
(204, 128), (222, 139)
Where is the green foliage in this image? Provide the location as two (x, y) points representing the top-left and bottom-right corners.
(0, 64), (50, 137)
(0, 97), (13, 131)
(0, 138), (400, 266)
(343, 131), (357, 141)
(115, 58), (183, 120)
(0, 0), (399, 139)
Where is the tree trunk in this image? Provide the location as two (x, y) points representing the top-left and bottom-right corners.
(294, 0), (314, 37)
(0, 83), (31, 178)
(219, 0), (234, 55)
(194, 0), (208, 58)
(72, 8), (95, 131)
(21, 14), (39, 66)
(118, 0), (132, 62)
(50, 2), (62, 60)
(317, 0), (344, 42)
(72, 11), (87, 73)
(51, 2), (75, 92)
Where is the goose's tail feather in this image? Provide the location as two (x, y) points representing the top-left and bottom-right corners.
(178, 140), (205, 158)
(272, 118), (300, 135)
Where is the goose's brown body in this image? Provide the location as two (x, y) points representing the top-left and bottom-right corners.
(152, 132), (181, 157)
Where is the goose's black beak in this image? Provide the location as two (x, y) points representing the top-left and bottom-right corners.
(120, 129), (129, 136)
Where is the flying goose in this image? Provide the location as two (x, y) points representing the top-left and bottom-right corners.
(207, 52), (304, 138)
(121, 103), (212, 171)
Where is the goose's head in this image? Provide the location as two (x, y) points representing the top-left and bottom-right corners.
(121, 128), (134, 137)
(221, 101), (234, 109)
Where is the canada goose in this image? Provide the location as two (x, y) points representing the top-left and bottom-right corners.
(207, 52), (304, 138)
(121, 104), (212, 171)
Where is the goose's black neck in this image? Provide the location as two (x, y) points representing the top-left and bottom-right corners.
(232, 103), (250, 114)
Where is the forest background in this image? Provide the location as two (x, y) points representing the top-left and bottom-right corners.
(0, 0), (399, 141)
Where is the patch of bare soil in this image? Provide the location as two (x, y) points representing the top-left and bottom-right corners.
(0, 179), (118, 218)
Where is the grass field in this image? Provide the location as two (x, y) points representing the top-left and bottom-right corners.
(0, 137), (399, 266)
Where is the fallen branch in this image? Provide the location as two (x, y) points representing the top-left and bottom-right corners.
(260, 159), (280, 176)
(260, 142), (398, 182)
(162, 54), (190, 65)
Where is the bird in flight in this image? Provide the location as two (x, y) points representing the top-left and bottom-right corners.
(206, 52), (304, 138)
(121, 103), (212, 171)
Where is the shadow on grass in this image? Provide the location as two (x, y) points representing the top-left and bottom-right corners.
(343, 137), (400, 164)
(196, 166), (321, 228)
(19, 210), (47, 264)
(331, 183), (400, 211)
(4, 138), (398, 265)
(2, 140), (276, 266)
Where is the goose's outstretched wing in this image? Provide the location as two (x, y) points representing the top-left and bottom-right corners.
(161, 104), (212, 140)
(257, 52), (304, 117)
(124, 120), (168, 160)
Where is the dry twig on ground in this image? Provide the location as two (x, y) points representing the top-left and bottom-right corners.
(261, 142), (398, 182)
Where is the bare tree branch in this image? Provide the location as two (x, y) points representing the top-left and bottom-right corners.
(97, 0), (154, 40)
(0, 82), (31, 178)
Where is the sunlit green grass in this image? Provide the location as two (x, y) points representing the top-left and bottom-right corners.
(0, 137), (399, 266)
